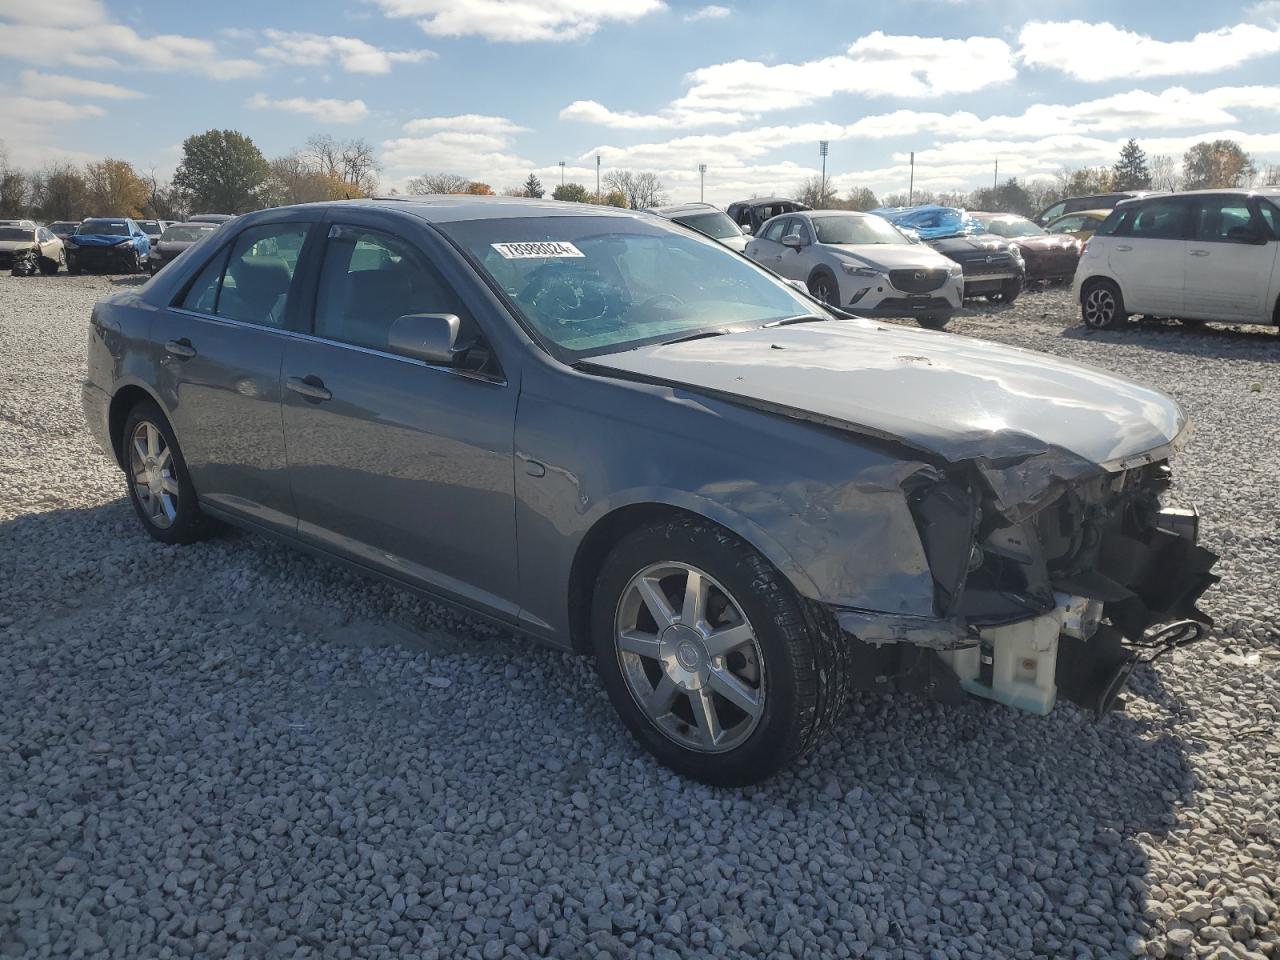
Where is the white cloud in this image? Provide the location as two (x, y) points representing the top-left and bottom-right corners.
(684, 5), (729, 21)
(0, 15), (262, 79)
(0, 0), (106, 27)
(246, 92), (369, 123)
(559, 98), (744, 129)
(1018, 19), (1280, 81)
(19, 69), (143, 100)
(671, 32), (1016, 115)
(256, 29), (435, 74)
(402, 114), (530, 135)
(370, 0), (666, 42)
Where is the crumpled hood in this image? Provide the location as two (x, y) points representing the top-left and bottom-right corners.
(928, 234), (1014, 255)
(587, 319), (1185, 509)
(69, 234), (134, 247)
(821, 243), (953, 271)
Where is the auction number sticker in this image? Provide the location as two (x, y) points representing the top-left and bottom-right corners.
(491, 241), (585, 259)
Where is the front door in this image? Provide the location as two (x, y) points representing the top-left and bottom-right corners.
(281, 221), (520, 619)
(1183, 195), (1280, 323)
(153, 218), (316, 533)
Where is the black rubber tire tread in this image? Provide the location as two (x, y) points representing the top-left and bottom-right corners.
(916, 314), (950, 330)
(121, 400), (217, 545)
(591, 516), (853, 786)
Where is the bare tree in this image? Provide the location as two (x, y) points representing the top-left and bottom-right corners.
(1262, 164), (1280, 187)
(604, 169), (666, 209)
(304, 134), (379, 196)
(1148, 154), (1182, 192)
(794, 175), (837, 208)
(406, 172), (471, 195)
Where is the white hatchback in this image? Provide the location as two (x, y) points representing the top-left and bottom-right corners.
(1073, 189), (1280, 329)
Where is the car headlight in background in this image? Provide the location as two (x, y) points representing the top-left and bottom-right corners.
(947, 263), (964, 278)
(841, 263), (881, 278)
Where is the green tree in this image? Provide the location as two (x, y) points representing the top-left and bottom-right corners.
(843, 187), (880, 211)
(83, 158), (149, 217)
(173, 129), (270, 214)
(1182, 139), (1257, 189)
(552, 182), (589, 202)
(1112, 139), (1151, 190)
(522, 172), (545, 198)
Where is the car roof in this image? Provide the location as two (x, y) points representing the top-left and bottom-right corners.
(167, 221), (220, 229)
(645, 202), (723, 217)
(1049, 209), (1112, 220)
(730, 197), (804, 208)
(291, 196), (651, 225)
(968, 211), (1030, 220)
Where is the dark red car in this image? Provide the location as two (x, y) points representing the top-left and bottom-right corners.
(971, 212), (1081, 282)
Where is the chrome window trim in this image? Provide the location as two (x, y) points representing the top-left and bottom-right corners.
(167, 307), (507, 386)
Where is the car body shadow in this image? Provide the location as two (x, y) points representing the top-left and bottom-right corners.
(1063, 319), (1280, 360)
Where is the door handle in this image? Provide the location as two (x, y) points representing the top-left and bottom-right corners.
(164, 338), (196, 359)
(1189, 249), (1210, 257)
(286, 375), (332, 402)
(1114, 244), (1132, 252)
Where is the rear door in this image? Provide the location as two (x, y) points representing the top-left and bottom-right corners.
(1183, 194), (1279, 323)
(280, 216), (520, 619)
(153, 217), (318, 534)
(1105, 197), (1193, 315)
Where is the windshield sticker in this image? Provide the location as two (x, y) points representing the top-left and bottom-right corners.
(490, 241), (585, 259)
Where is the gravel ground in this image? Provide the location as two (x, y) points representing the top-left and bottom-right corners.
(1, 273), (1277, 960)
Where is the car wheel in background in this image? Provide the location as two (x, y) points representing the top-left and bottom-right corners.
(1081, 279), (1127, 330)
(39, 253), (62, 275)
(916, 314), (950, 330)
(591, 517), (852, 786)
(1179, 318), (1206, 328)
(985, 278), (1023, 305)
(806, 270), (839, 307)
(121, 401), (216, 545)
(128, 249), (143, 274)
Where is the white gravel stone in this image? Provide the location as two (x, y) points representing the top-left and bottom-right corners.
(1, 274), (1278, 959)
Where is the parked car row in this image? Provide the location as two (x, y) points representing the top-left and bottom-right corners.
(3, 214), (234, 277)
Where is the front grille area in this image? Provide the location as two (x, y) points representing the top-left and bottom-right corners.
(889, 268), (948, 294)
(955, 252), (1015, 277)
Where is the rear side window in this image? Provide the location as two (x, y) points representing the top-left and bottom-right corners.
(1041, 202), (1065, 223)
(1120, 199), (1191, 240)
(314, 225), (477, 356)
(179, 222), (312, 328)
(1092, 209), (1127, 237)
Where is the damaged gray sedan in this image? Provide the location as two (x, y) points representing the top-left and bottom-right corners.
(83, 198), (1218, 786)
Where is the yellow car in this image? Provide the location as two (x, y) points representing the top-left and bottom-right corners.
(1044, 209), (1111, 241)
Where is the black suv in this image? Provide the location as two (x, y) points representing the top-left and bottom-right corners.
(726, 197), (810, 236)
(1034, 191), (1161, 226)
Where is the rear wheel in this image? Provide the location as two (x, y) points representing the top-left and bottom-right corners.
(807, 270), (839, 307)
(592, 517), (852, 786)
(127, 249), (143, 274)
(916, 313), (950, 330)
(1081, 279), (1126, 329)
(121, 402), (216, 545)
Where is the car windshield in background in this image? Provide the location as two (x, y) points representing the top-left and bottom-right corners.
(983, 217), (1046, 239)
(160, 225), (215, 242)
(78, 221), (128, 236)
(813, 215), (907, 245)
(50, 222), (79, 232)
(0, 227), (34, 241)
(440, 216), (818, 359)
(138, 221), (162, 235)
(674, 211), (741, 240)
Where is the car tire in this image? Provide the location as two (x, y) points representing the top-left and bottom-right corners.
(121, 401), (216, 545)
(66, 261), (81, 275)
(985, 278), (1022, 305)
(916, 314), (950, 330)
(39, 254), (61, 276)
(128, 249), (143, 275)
(806, 269), (840, 307)
(1081, 279), (1127, 330)
(591, 516), (853, 786)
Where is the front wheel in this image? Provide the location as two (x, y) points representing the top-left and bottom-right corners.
(121, 402), (216, 545)
(916, 313), (950, 330)
(985, 278), (1022, 305)
(592, 518), (852, 786)
(806, 271), (839, 306)
(1081, 279), (1127, 329)
(39, 253), (62, 275)
(127, 249), (143, 274)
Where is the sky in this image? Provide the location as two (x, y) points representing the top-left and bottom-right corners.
(3, 0), (1280, 207)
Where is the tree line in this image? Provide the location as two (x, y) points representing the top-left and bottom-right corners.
(404, 169), (668, 209)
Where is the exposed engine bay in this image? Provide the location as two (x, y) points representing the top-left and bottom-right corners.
(837, 458), (1220, 718)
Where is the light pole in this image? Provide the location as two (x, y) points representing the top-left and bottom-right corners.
(698, 163), (706, 203)
(818, 140), (829, 206)
(596, 154), (601, 201)
(908, 151), (915, 206)
(558, 160), (565, 187)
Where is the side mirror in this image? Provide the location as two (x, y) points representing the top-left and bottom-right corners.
(388, 313), (466, 365)
(782, 235), (803, 249)
(741, 224), (753, 235)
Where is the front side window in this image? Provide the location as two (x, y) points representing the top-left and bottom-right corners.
(439, 215), (817, 359)
(760, 218), (789, 243)
(1049, 215), (1086, 233)
(1123, 199), (1192, 240)
(314, 226), (477, 357)
(781, 218), (804, 243)
(179, 222), (311, 327)
(1195, 198), (1260, 243)
(1041, 203), (1065, 222)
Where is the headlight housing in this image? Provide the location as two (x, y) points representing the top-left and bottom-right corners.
(841, 263), (881, 278)
(947, 262), (964, 278)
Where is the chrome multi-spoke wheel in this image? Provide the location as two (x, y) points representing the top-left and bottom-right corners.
(129, 420), (179, 528)
(615, 563), (764, 753)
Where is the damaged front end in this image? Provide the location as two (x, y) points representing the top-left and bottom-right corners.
(836, 446), (1219, 718)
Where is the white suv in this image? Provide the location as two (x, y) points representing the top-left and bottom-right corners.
(1073, 189), (1280, 329)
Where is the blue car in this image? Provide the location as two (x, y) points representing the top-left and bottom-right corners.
(66, 218), (150, 275)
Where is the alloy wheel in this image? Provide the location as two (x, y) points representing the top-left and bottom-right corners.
(129, 420), (179, 528)
(811, 278), (836, 305)
(614, 562), (765, 753)
(1083, 287), (1116, 328)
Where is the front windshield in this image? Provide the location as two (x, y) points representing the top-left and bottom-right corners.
(78, 221), (128, 236)
(982, 217), (1046, 239)
(161, 225), (215, 242)
(0, 227), (34, 241)
(675, 211), (741, 240)
(439, 215), (820, 359)
(813, 215), (907, 245)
